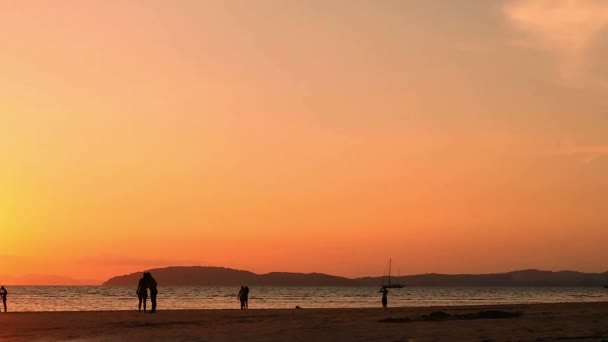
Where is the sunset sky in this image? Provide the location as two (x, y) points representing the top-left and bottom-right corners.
(1, 0), (607, 284)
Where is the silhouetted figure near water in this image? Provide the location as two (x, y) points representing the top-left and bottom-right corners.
(0, 286), (7, 312)
(145, 272), (158, 313)
(379, 287), (388, 308)
(136, 275), (148, 313)
(238, 286), (246, 309)
(244, 286), (250, 309)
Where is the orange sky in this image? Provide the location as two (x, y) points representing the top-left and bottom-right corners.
(1, 0), (607, 284)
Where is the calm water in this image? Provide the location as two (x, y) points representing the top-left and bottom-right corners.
(4, 286), (608, 312)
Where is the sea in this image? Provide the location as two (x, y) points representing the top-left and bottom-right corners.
(5, 286), (608, 312)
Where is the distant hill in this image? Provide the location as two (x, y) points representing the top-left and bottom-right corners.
(395, 269), (608, 287)
(102, 266), (608, 287)
(103, 267), (354, 286)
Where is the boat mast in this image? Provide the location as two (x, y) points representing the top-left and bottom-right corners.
(388, 258), (392, 285)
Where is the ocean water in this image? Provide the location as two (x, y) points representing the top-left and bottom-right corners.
(4, 286), (608, 312)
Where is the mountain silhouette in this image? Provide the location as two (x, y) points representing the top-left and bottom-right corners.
(102, 266), (608, 287)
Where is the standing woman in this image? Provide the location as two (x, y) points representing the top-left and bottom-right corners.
(136, 275), (148, 313)
(379, 287), (388, 308)
(0, 286), (7, 312)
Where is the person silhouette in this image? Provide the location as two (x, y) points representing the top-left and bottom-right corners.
(379, 287), (388, 308)
(0, 286), (7, 312)
(136, 275), (148, 313)
(238, 286), (246, 309)
(145, 272), (158, 313)
(244, 286), (250, 309)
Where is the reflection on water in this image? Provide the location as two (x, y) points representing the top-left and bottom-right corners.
(6, 286), (608, 312)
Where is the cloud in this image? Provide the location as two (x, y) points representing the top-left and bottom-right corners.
(77, 255), (201, 268)
(504, 0), (608, 87)
(453, 41), (492, 54)
(553, 142), (608, 163)
(5, 274), (101, 286)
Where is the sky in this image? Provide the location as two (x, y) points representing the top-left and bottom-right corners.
(1, 0), (607, 285)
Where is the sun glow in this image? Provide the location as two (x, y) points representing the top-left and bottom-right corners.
(1, 1), (607, 284)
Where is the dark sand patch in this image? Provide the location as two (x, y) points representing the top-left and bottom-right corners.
(379, 310), (522, 323)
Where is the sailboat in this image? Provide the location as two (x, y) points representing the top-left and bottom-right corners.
(382, 259), (405, 289)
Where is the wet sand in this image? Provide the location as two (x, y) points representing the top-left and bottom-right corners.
(0, 302), (607, 341)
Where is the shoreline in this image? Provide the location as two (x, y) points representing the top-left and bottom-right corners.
(1, 302), (607, 341)
(6, 285), (608, 312)
(3, 299), (608, 313)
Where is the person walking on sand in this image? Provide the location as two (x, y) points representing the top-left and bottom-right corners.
(238, 286), (246, 309)
(0, 286), (7, 312)
(379, 287), (388, 308)
(136, 275), (148, 313)
(145, 272), (158, 313)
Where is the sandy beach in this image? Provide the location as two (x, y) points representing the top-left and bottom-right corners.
(0, 302), (606, 341)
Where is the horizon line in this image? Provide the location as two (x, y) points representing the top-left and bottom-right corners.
(5, 266), (607, 286)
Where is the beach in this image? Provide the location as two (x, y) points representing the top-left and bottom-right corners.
(0, 302), (606, 341)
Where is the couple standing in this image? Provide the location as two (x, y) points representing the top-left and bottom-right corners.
(136, 272), (158, 313)
(237, 286), (249, 309)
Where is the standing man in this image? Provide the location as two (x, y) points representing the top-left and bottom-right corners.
(146, 273), (158, 313)
(244, 286), (250, 309)
(238, 286), (245, 309)
(0, 286), (7, 312)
